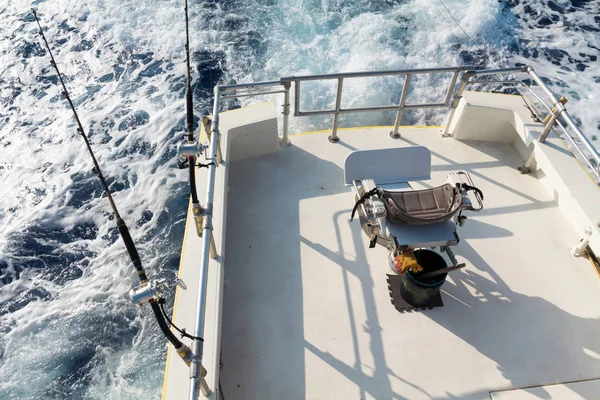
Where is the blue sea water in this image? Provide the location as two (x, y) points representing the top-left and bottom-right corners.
(0, 0), (598, 398)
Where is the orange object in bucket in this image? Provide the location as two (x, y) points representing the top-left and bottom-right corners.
(394, 249), (424, 274)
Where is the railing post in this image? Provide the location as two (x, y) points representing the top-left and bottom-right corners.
(443, 70), (460, 107)
(442, 70), (474, 137)
(538, 97), (567, 143)
(526, 66), (565, 145)
(538, 113), (559, 143)
(390, 74), (412, 139)
(294, 80), (300, 117)
(329, 78), (344, 143)
(281, 81), (291, 146)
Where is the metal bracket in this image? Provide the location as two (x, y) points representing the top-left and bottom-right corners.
(204, 129), (223, 165)
(518, 152), (536, 175)
(192, 203), (206, 237)
(209, 232), (218, 259)
(571, 226), (593, 257)
(201, 117), (223, 165)
(215, 132), (223, 164)
(517, 166), (532, 174)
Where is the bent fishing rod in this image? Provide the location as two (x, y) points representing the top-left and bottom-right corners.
(31, 8), (199, 366)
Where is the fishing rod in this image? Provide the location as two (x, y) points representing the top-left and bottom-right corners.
(31, 8), (197, 366)
(178, 0), (206, 239)
(175, 1), (216, 397)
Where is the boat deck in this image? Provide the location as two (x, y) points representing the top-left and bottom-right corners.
(219, 127), (600, 399)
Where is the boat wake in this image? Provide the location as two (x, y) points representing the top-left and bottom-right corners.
(0, 0), (597, 398)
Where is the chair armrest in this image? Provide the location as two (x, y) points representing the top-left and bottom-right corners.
(352, 179), (386, 220)
(446, 171), (484, 211)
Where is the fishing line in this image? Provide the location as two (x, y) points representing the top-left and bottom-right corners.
(436, 0), (534, 107)
(437, 0), (509, 74)
(437, 0), (545, 119)
(438, 0), (489, 59)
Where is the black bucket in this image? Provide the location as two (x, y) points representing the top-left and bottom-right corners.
(399, 249), (448, 307)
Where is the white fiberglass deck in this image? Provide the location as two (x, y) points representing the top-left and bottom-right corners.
(219, 127), (600, 399)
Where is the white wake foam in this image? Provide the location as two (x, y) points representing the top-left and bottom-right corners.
(0, 0), (598, 398)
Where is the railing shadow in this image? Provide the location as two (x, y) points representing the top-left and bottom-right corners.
(393, 135), (600, 398)
(300, 208), (429, 400)
(220, 145), (344, 399)
(222, 143), (430, 399)
(221, 131), (600, 399)
(431, 238), (600, 399)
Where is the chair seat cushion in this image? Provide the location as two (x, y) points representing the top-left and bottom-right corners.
(387, 219), (458, 248)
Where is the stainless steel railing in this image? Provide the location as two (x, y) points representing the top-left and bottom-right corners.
(220, 66), (471, 143)
(216, 65), (599, 181)
(280, 66), (467, 142)
(451, 66), (600, 182)
(189, 64), (600, 399)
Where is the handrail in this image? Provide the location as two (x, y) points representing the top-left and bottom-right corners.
(220, 66), (475, 142)
(188, 64), (600, 398)
(188, 87), (220, 400)
(451, 66), (600, 182)
(282, 66), (471, 142)
(219, 80), (282, 90)
(280, 66), (471, 82)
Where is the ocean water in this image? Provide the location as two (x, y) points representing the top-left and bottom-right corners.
(0, 0), (598, 398)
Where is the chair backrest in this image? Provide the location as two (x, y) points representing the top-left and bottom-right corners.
(344, 146), (431, 187)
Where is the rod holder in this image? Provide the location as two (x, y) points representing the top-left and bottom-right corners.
(192, 203), (205, 237)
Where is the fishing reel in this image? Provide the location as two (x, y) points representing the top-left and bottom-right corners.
(177, 140), (208, 169)
(177, 139), (212, 237)
(129, 277), (187, 307)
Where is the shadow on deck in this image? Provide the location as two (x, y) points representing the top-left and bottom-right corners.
(221, 130), (600, 400)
